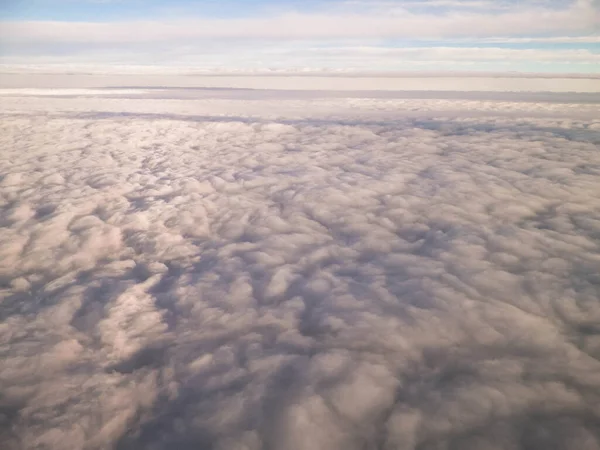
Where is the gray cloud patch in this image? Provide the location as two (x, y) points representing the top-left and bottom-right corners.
(1, 94), (600, 450)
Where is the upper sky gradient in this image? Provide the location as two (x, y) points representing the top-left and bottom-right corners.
(1, 0), (599, 73)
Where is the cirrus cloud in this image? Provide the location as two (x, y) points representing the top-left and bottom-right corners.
(2, 2), (598, 44)
(1, 0), (598, 72)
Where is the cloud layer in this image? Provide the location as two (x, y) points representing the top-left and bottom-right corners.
(1, 90), (600, 449)
(1, 0), (599, 71)
(3, 1), (599, 42)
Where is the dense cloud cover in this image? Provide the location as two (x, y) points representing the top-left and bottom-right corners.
(1, 91), (600, 449)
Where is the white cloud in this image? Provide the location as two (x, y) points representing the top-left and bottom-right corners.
(1, 88), (600, 449)
(1, 73), (599, 92)
(480, 35), (600, 43)
(284, 46), (600, 64)
(1, 45), (598, 74)
(1, 0), (598, 44)
(1, 0), (598, 71)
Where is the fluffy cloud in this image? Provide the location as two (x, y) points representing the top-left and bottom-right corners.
(1, 89), (600, 449)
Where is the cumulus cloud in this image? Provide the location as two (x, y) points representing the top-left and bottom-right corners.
(1, 88), (600, 449)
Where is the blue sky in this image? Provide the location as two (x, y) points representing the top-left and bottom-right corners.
(1, 0), (599, 73)
(1, 0), (321, 20)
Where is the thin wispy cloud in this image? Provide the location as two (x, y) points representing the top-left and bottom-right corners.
(4, 1), (598, 41)
(0, 0), (599, 72)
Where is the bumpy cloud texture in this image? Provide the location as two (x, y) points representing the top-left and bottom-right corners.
(1, 91), (600, 450)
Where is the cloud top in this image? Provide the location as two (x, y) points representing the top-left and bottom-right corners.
(1, 89), (600, 449)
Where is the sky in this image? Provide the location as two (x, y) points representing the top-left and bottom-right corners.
(0, 1), (599, 75)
